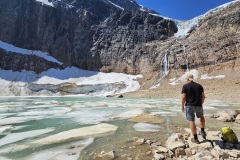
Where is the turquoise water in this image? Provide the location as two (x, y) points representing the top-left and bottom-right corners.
(0, 97), (238, 160)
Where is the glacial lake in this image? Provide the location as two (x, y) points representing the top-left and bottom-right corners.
(0, 97), (239, 160)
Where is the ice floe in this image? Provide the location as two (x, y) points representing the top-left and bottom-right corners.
(0, 144), (29, 154)
(0, 126), (13, 135)
(17, 108), (72, 117)
(0, 116), (45, 125)
(32, 123), (118, 144)
(24, 138), (94, 160)
(0, 128), (54, 146)
(111, 109), (144, 119)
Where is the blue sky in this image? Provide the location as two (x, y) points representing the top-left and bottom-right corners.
(135, 0), (234, 20)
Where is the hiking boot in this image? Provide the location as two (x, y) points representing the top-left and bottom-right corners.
(200, 131), (207, 140)
(191, 137), (200, 144)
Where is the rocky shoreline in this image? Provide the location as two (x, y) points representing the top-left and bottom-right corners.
(92, 128), (240, 160)
(88, 109), (240, 160)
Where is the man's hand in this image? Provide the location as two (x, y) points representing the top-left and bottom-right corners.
(182, 106), (185, 113)
(181, 93), (186, 113)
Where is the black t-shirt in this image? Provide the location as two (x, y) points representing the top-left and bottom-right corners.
(181, 81), (204, 106)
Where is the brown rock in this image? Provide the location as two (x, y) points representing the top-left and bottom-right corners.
(128, 114), (164, 124)
(175, 148), (186, 158)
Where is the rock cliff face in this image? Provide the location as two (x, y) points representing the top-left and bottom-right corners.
(0, 0), (177, 73)
(0, 0), (239, 77)
(0, 49), (63, 73)
(127, 1), (240, 76)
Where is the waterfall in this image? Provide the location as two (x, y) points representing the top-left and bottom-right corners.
(160, 50), (169, 78)
(164, 52), (170, 75)
(150, 50), (170, 89)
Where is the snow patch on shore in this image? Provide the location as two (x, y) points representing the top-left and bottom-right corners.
(168, 70), (226, 86)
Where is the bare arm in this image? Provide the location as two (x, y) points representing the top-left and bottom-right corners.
(181, 93), (186, 112)
(202, 92), (205, 104)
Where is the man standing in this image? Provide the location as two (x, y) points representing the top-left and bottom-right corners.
(181, 74), (206, 144)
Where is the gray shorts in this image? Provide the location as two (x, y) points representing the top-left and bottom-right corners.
(185, 106), (203, 121)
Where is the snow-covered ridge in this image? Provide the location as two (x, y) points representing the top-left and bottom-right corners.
(160, 1), (236, 38)
(0, 41), (63, 65)
(107, 0), (124, 10)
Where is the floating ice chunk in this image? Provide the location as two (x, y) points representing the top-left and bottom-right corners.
(13, 125), (30, 131)
(111, 109), (144, 119)
(126, 103), (152, 108)
(0, 144), (29, 154)
(64, 111), (109, 124)
(0, 126), (13, 135)
(18, 108), (72, 117)
(133, 122), (162, 132)
(0, 116), (45, 125)
(0, 128), (54, 146)
(32, 123), (118, 144)
(0, 113), (17, 117)
(24, 105), (53, 109)
(24, 138), (94, 160)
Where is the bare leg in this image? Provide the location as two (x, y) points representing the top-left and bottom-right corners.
(200, 116), (205, 129)
(189, 121), (197, 135)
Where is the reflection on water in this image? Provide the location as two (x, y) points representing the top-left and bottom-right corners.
(0, 97), (238, 160)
